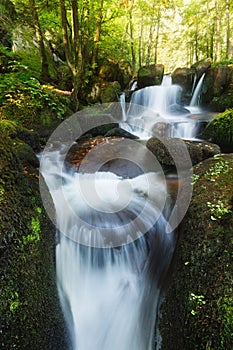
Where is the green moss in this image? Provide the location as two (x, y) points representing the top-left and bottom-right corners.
(159, 154), (233, 350)
(202, 109), (233, 152)
(0, 135), (68, 348)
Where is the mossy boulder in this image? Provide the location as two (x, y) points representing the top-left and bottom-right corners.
(137, 64), (164, 88)
(201, 109), (233, 152)
(146, 136), (220, 167)
(159, 154), (233, 350)
(0, 133), (68, 349)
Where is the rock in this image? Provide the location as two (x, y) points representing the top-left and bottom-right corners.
(191, 58), (212, 79)
(167, 104), (190, 115)
(201, 109), (233, 152)
(15, 126), (40, 151)
(146, 136), (220, 167)
(14, 141), (39, 168)
(100, 81), (122, 103)
(201, 65), (233, 108)
(137, 64), (164, 88)
(159, 154), (233, 350)
(172, 67), (196, 95)
(104, 127), (139, 139)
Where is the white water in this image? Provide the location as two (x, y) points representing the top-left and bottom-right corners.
(120, 74), (206, 140)
(40, 148), (175, 350)
(190, 73), (205, 107)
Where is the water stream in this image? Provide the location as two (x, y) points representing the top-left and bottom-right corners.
(120, 74), (207, 140)
(40, 149), (175, 350)
(40, 74), (205, 349)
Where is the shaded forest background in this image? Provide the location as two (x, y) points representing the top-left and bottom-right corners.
(1, 0), (233, 112)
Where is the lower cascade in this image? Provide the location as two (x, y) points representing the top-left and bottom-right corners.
(40, 147), (176, 350)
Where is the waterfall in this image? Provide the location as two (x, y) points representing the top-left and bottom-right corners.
(120, 92), (127, 122)
(40, 147), (175, 350)
(128, 83), (182, 117)
(119, 77), (201, 139)
(190, 73), (205, 107)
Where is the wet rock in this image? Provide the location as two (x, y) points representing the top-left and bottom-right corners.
(14, 141), (39, 168)
(104, 127), (139, 139)
(137, 64), (164, 88)
(191, 58), (212, 79)
(159, 154), (233, 350)
(146, 136), (220, 167)
(172, 67), (195, 95)
(15, 126), (40, 151)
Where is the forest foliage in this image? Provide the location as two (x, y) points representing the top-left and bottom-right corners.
(0, 0), (233, 116)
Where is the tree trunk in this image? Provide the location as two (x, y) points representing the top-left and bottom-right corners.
(154, 15), (160, 64)
(92, 0), (104, 67)
(225, 0), (230, 59)
(214, 0), (221, 61)
(28, 0), (49, 81)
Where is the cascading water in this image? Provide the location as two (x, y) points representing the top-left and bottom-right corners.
(189, 73), (205, 107)
(120, 74), (207, 140)
(40, 145), (176, 350)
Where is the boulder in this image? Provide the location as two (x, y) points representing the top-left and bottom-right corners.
(201, 65), (233, 108)
(100, 81), (122, 103)
(172, 67), (196, 95)
(159, 154), (233, 350)
(146, 136), (220, 167)
(104, 127), (139, 139)
(137, 64), (164, 88)
(201, 109), (233, 152)
(191, 58), (212, 79)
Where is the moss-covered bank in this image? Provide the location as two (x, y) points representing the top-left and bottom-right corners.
(159, 154), (233, 350)
(0, 133), (69, 349)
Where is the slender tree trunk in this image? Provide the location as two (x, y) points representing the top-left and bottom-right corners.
(28, 0), (49, 81)
(138, 16), (144, 68)
(92, 0), (104, 67)
(60, 0), (72, 69)
(128, 0), (136, 74)
(146, 24), (154, 66)
(225, 0), (230, 59)
(214, 0), (221, 61)
(154, 15), (160, 64)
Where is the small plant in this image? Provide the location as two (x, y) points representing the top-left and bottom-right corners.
(191, 173), (200, 185)
(190, 292), (206, 315)
(204, 158), (231, 182)
(207, 200), (232, 220)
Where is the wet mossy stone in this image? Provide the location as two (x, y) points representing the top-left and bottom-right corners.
(146, 136), (220, 167)
(159, 154), (233, 350)
(0, 133), (69, 349)
(201, 109), (233, 152)
(137, 64), (164, 88)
